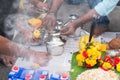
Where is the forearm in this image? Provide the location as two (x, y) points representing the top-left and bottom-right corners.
(29, 0), (39, 5)
(73, 9), (99, 27)
(0, 35), (30, 58)
(49, 0), (64, 14)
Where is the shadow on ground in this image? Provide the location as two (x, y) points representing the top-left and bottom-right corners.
(0, 63), (11, 80)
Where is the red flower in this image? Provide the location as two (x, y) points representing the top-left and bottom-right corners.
(100, 65), (108, 71)
(98, 56), (102, 61)
(82, 51), (88, 58)
(86, 64), (92, 68)
(104, 56), (112, 64)
(113, 57), (120, 67)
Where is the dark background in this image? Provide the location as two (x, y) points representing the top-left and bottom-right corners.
(0, 0), (15, 80)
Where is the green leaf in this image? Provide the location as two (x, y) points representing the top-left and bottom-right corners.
(70, 52), (120, 80)
(70, 52), (89, 80)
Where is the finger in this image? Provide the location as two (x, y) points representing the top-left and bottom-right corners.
(61, 30), (71, 35)
(51, 21), (56, 29)
(3, 57), (12, 67)
(46, 21), (53, 32)
(10, 58), (16, 65)
(43, 19), (49, 29)
(60, 27), (68, 33)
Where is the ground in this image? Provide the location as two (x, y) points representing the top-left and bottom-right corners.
(0, 1), (120, 80)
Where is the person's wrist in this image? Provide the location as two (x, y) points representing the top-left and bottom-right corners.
(72, 20), (83, 28)
(33, 0), (39, 5)
(48, 10), (57, 16)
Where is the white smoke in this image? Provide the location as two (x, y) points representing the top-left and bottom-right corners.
(4, 0), (50, 67)
(4, 0), (41, 45)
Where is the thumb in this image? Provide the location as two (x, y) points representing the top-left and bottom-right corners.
(61, 29), (71, 35)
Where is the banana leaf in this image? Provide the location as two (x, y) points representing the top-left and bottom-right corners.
(70, 52), (120, 80)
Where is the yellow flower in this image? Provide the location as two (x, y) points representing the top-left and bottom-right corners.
(33, 29), (40, 38)
(87, 49), (93, 57)
(102, 62), (112, 69)
(116, 63), (120, 72)
(101, 43), (107, 52)
(78, 61), (84, 66)
(78, 43), (85, 49)
(93, 42), (102, 51)
(94, 50), (101, 58)
(86, 58), (97, 66)
(92, 55), (98, 60)
(79, 48), (85, 54)
(76, 54), (85, 62)
(78, 35), (94, 49)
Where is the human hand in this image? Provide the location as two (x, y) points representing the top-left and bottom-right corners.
(30, 51), (50, 66)
(0, 55), (16, 67)
(29, 0), (49, 11)
(61, 22), (78, 36)
(22, 28), (40, 43)
(36, 2), (50, 11)
(43, 13), (57, 32)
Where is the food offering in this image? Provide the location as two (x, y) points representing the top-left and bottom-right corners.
(70, 35), (120, 80)
(27, 18), (46, 45)
(28, 18), (42, 28)
(76, 68), (119, 80)
(33, 29), (41, 39)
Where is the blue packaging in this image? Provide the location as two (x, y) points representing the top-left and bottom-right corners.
(8, 66), (24, 78)
(34, 70), (49, 80)
(8, 78), (24, 80)
(20, 69), (35, 80)
(49, 74), (61, 80)
(60, 74), (70, 80)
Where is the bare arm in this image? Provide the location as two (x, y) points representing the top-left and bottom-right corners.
(49, 0), (64, 14)
(42, 0), (64, 32)
(61, 9), (99, 35)
(72, 9), (99, 27)
(0, 35), (49, 66)
(0, 35), (30, 57)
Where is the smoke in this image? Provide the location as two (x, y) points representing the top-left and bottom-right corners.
(4, 0), (40, 45)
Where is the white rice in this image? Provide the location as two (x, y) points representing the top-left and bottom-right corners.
(76, 68), (119, 80)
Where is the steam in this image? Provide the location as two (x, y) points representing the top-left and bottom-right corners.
(4, 0), (40, 45)
(4, 0), (49, 66)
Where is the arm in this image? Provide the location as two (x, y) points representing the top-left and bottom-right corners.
(69, 0), (119, 28)
(0, 35), (30, 58)
(61, 0), (119, 35)
(0, 35), (49, 66)
(49, 0), (64, 14)
(43, 0), (64, 32)
(72, 9), (98, 27)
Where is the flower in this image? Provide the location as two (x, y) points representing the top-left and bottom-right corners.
(76, 35), (108, 69)
(76, 54), (85, 62)
(102, 62), (112, 69)
(104, 56), (112, 64)
(116, 63), (120, 72)
(86, 58), (97, 67)
(113, 57), (120, 67)
(82, 50), (88, 58)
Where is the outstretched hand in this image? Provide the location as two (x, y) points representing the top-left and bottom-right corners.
(61, 22), (77, 36)
(32, 52), (50, 66)
(42, 13), (57, 32)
